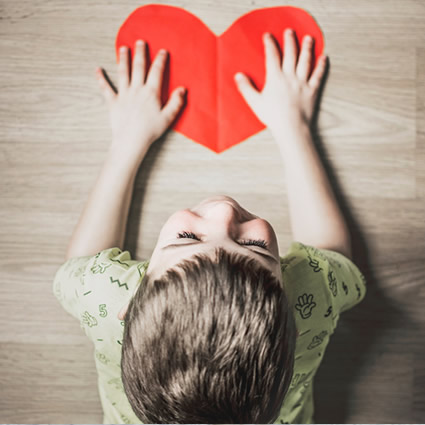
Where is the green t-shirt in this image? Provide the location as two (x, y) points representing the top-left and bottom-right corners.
(52, 241), (366, 424)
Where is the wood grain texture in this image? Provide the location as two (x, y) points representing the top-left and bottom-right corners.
(0, 0), (424, 422)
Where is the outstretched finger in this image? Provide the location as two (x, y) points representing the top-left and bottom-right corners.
(308, 55), (327, 91)
(296, 35), (313, 81)
(118, 46), (130, 92)
(145, 49), (168, 95)
(131, 39), (146, 87)
(95, 67), (116, 106)
(263, 33), (281, 78)
(282, 28), (298, 75)
(161, 86), (186, 125)
(234, 72), (261, 112)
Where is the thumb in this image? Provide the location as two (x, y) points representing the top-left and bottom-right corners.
(95, 67), (116, 106)
(234, 72), (261, 109)
(161, 86), (186, 125)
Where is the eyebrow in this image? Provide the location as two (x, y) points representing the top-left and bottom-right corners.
(161, 241), (278, 264)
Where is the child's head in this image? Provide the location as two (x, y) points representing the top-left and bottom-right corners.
(147, 194), (283, 281)
(120, 195), (297, 423)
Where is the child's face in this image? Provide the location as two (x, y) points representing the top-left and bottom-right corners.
(118, 195), (283, 320)
(146, 195), (282, 283)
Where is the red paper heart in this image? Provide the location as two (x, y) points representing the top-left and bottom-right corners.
(116, 4), (325, 154)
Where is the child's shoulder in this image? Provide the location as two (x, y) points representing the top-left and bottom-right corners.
(280, 240), (367, 319)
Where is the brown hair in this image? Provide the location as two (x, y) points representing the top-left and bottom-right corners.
(121, 246), (296, 423)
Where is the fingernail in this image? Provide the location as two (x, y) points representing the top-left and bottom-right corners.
(286, 28), (293, 35)
(120, 46), (127, 52)
(136, 40), (144, 46)
(235, 72), (243, 80)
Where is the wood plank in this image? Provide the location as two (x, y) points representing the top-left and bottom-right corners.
(0, 0), (424, 422)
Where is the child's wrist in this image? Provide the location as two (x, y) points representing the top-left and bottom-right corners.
(269, 112), (311, 141)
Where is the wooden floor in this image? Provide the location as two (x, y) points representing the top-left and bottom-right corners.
(1, 0), (424, 423)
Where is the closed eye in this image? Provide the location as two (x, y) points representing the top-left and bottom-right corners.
(176, 231), (269, 250)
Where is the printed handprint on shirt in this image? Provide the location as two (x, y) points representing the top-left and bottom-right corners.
(71, 265), (87, 285)
(70, 264), (85, 278)
(120, 413), (132, 424)
(81, 311), (98, 327)
(328, 269), (337, 297)
(95, 350), (110, 365)
(290, 373), (305, 389)
(295, 293), (317, 319)
(307, 255), (323, 272)
(307, 330), (328, 350)
(108, 378), (124, 391)
(91, 262), (112, 274)
(289, 371), (313, 389)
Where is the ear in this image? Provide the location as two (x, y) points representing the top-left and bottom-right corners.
(117, 303), (129, 320)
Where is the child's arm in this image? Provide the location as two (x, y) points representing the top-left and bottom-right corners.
(65, 40), (186, 260)
(235, 29), (352, 259)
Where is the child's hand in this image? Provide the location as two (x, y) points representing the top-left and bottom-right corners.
(95, 40), (186, 158)
(234, 29), (327, 133)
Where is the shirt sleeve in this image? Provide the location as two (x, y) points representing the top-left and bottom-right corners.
(75, 247), (150, 344)
(52, 247), (149, 326)
(52, 254), (94, 320)
(314, 245), (367, 315)
(283, 241), (367, 319)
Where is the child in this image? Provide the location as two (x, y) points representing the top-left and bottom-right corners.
(53, 28), (366, 424)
